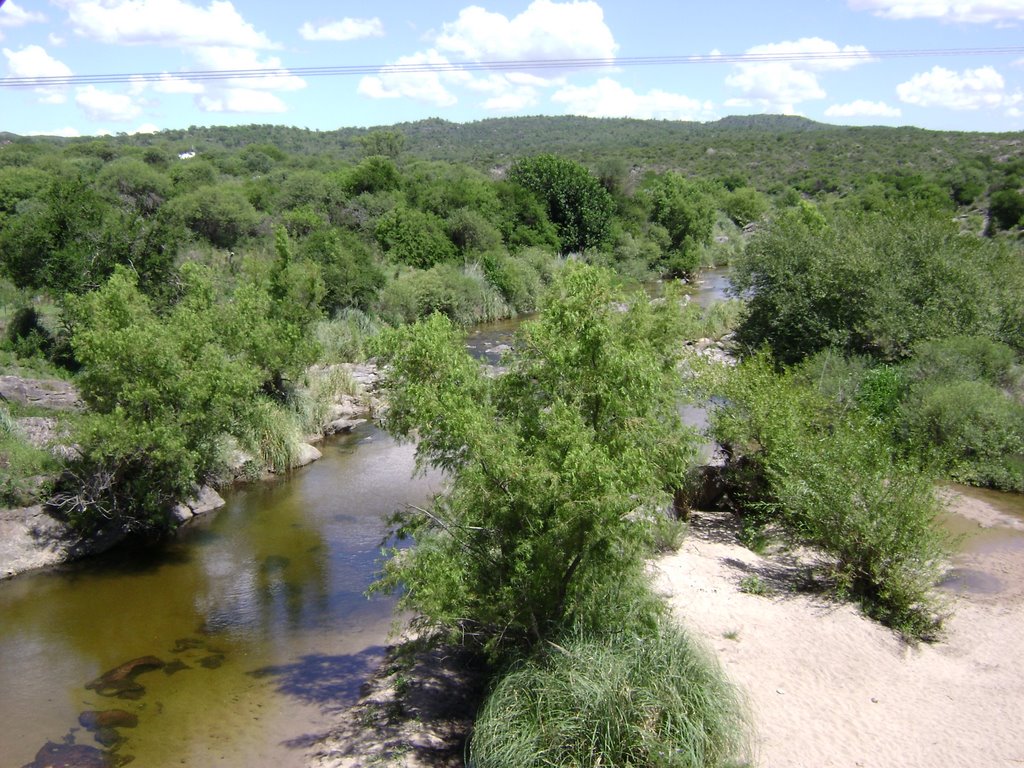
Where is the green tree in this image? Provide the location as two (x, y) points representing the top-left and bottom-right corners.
(375, 205), (457, 268)
(508, 154), (614, 254)
(373, 263), (698, 657)
(639, 172), (717, 276)
(165, 184), (261, 249)
(60, 266), (261, 531)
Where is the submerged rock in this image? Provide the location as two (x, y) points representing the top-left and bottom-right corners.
(85, 656), (165, 699)
(78, 710), (139, 730)
(21, 741), (110, 768)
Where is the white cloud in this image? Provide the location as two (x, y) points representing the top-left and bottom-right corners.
(743, 37), (874, 71)
(825, 99), (902, 118)
(153, 74), (206, 94)
(76, 85), (143, 121)
(3, 44), (71, 79)
(358, 50), (462, 106)
(849, 0), (1024, 23)
(299, 17), (383, 42)
(483, 87), (540, 111)
(551, 77), (714, 120)
(61, 0), (275, 49)
(47, 33), (65, 47)
(198, 88), (287, 113)
(725, 38), (873, 113)
(191, 46), (305, 91)
(435, 0), (617, 63)
(3, 44), (72, 103)
(897, 65), (1023, 110)
(0, 1), (46, 40)
(726, 63), (825, 113)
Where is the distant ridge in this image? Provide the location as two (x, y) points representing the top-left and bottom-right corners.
(3, 114), (1020, 194)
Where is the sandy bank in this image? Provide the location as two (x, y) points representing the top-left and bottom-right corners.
(653, 488), (1024, 768)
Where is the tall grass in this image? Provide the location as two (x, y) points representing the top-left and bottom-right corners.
(470, 617), (748, 768)
(234, 397), (302, 473)
(315, 309), (381, 363)
(290, 366), (359, 437)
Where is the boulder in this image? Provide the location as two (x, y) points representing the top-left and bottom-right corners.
(78, 709), (139, 730)
(323, 418), (365, 436)
(0, 376), (82, 411)
(292, 443), (322, 468)
(187, 485), (224, 516)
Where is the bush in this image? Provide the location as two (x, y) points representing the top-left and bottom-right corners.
(375, 206), (457, 268)
(377, 264), (510, 326)
(470, 615), (747, 768)
(903, 379), (1024, 491)
(711, 354), (949, 638)
(373, 264), (699, 658)
(732, 203), (1013, 363)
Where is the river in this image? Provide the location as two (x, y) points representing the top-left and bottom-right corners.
(0, 426), (441, 768)
(8, 267), (1017, 768)
(0, 269), (734, 768)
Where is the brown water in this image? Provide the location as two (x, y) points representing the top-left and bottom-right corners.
(0, 425), (441, 768)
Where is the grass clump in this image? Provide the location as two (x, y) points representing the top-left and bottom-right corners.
(470, 614), (748, 768)
(234, 397), (302, 473)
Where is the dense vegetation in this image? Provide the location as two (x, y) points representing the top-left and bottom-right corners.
(1, 114), (1022, 766)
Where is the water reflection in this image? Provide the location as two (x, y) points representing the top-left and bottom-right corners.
(0, 425), (441, 768)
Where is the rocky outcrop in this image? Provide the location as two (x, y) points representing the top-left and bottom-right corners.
(0, 375), (82, 411)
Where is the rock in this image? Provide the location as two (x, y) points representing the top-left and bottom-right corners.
(323, 418), (365, 436)
(171, 504), (193, 523)
(79, 710), (139, 731)
(292, 443), (322, 468)
(187, 486), (225, 516)
(85, 656), (165, 699)
(22, 742), (110, 768)
(0, 376), (83, 411)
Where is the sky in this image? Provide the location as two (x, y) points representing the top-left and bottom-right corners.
(1, 0), (1023, 137)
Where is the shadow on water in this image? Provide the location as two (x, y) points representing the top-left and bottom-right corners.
(249, 646), (389, 714)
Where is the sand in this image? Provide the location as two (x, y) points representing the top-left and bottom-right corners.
(652, 488), (1024, 768)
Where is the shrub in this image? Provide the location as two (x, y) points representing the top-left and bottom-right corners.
(373, 264), (699, 658)
(377, 264), (510, 326)
(375, 206), (457, 268)
(903, 379), (1024, 491)
(711, 354), (949, 638)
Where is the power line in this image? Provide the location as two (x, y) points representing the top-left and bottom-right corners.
(4, 46), (1024, 89)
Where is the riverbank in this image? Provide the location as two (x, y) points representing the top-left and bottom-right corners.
(306, 486), (1024, 768)
(653, 487), (1024, 768)
(0, 362), (381, 581)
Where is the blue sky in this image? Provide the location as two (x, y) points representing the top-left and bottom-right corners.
(1, 0), (1023, 137)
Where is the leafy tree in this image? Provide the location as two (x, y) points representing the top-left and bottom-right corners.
(989, 188), (1024, 231)
(358, 129), (405, 159)
(96, 157), (171, 215)
(710, 353), (948, 637)
(298, 228), (384, 313)
(164, 184), (261, 249)
(343, 155), (402, 196)
(375, 205), (457, 268)
(733, 202), (1010, 363)
(373, 263), (698, 657)
(508, 154), (614, 254)
(639, 172), (717, 276)
(59, 266), (261, 531)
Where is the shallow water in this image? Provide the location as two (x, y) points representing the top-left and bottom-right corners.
(0, 269), (738, 767)
(0, 425), (441, 768)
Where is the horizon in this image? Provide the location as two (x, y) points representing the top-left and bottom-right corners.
(2, 1), (1024, 137)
